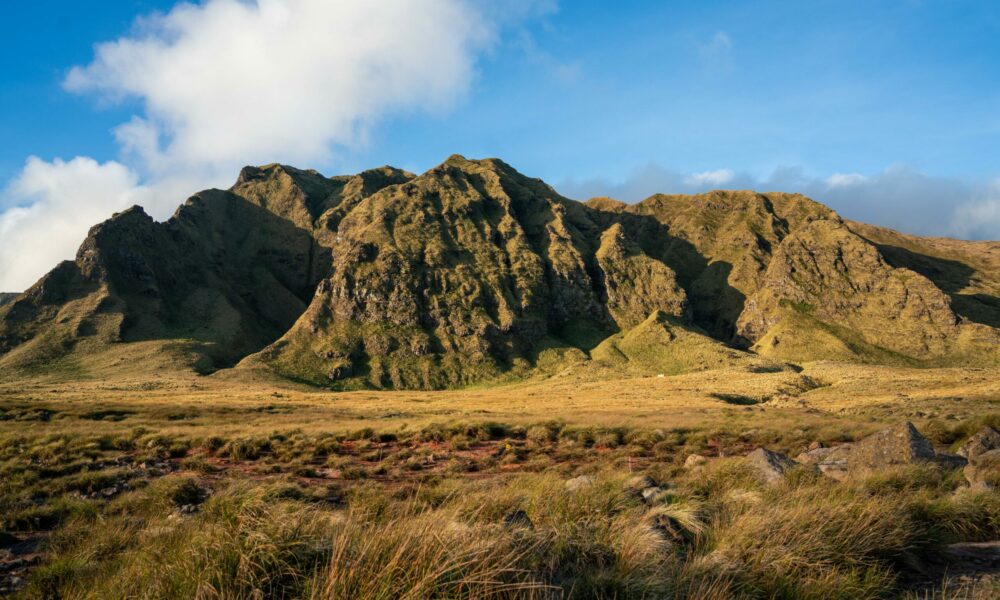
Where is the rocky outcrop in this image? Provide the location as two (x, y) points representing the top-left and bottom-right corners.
(595, 224), (689, 328)
(736, 220), (971, 362)
(0, 294), (16, 308)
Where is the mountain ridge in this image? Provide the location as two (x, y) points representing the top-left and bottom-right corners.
(2, 155), (998, 388)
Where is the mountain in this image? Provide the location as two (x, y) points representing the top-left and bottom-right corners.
(0, 293), (16, 308)
(1, 155), (998, 387)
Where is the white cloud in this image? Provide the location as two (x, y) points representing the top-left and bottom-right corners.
(825, 173), (868, 188)
(64, 0), (504, 172)
(0, 0), (551, 291)
(951, 180), (1000, 239)
(684, 168), (734, 187)
(0, 157), (145, 291)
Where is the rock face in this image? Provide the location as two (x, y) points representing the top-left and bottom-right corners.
(2, 155), (999, 387)
(847, 422), (936, 475)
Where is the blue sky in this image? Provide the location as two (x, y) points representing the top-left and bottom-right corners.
(1, 0), (999, 290)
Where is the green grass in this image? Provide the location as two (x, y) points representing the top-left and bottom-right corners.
(3, 408), (999, 599)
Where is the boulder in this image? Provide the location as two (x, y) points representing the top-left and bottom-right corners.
(964, 449), (1000, 488)
(746, 448), (797, 484)
(641, 485), (672, 503)
(684, 454), (708, 469)
(795, 446), (836, 465)
(565, 475), (595, 492)
(847, 422), (935, 475)
(794, 444), (851, 480)
(625, 475), (657, 491)
(958, 426), (1000, 462)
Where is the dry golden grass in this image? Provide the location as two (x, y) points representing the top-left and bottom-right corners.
(2, 361), (997, 438)
(2, 361), (999, 598)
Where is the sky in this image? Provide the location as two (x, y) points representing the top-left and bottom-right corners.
(1, 0), (999, 291)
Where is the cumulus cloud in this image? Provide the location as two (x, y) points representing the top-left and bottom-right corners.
(0, 0), (551, 291)
(558, 164), (1000, 240)
(685, 169), (734, 187)
(64, 0), (506, 171)
(951, 180), (1000, 240)
(0, 158), (145, 290)
(825, 173), (868, 188)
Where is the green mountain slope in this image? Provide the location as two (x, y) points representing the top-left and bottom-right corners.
(2, 155), (998, 387)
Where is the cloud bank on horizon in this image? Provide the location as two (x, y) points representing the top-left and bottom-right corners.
(0, 0), (998, 292)
(558, 164), (1000, 241)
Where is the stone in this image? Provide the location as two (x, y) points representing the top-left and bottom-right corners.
(795, 446), (836, 465)
(958, 427), (1000, 463)
(684, 454), (708, 469)
(641, 485), (672, 503)
(746, 448), (797, 484)
(964, 449), (1000, 487)
(625, 475), (657, 491)
(847, 422), (935, 475)
(565, 475), (595, 491)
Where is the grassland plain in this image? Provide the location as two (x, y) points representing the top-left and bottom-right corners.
(2, 362), (999, 599)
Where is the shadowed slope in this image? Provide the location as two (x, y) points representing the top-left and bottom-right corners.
(849, 221), (1000, 329)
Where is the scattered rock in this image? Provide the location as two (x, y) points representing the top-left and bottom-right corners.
(565, 475), (595, 491)
(958, 427), (1000, 462)
(795, 446), (837, 465)
(807, 441), (823, 451)
(641, 485), (672, 503)
(964, 449), (1000, 487)
(848, 422), (935, 475)
(746, 448), (797, 484)
(625, 475), (657, 491)
(684, 454), (708, 469)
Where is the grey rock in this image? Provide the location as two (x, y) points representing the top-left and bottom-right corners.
(625, 475), (657, 491)
(684, 454), (708, 469)
(848, 422), (935, 475)
(746, 447), (797, 484)
(958, 427), (1000, 462)
(565, 475), (595, 491)
(965, 449), (1000, 487)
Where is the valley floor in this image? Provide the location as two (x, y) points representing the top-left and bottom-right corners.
(1, 363), (999, 598)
